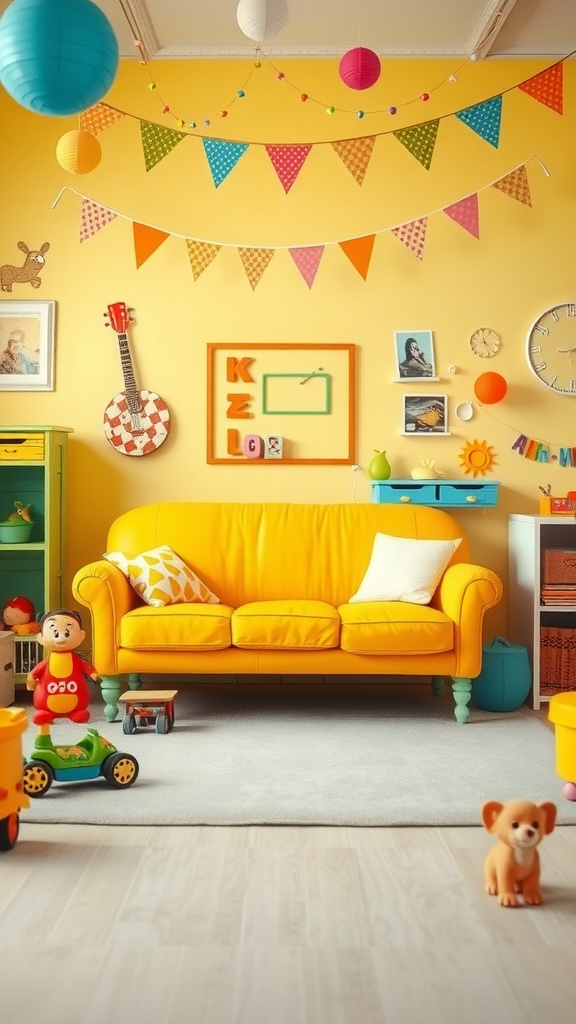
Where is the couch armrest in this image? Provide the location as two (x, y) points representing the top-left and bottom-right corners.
(72, 560), (140, 675)
(431, 562), (503, 679)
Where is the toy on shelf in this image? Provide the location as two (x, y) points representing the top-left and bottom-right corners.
(26, 609), (98, 725)
(22, 609), (139, 797)
(410, 458), (443, 480)
(1, 596), (41, 635)
(482, 799), (557, 907)
(0, 501), (34, 544)
(0, 706), (30, 850)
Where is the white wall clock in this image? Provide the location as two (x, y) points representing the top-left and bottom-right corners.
(526, 302), (576, 395)
(470, 328), (500, 358)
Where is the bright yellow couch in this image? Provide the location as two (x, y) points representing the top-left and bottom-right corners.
(72, 502), (502, 724)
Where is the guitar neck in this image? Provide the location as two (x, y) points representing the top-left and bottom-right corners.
(117, 333), (140, 412)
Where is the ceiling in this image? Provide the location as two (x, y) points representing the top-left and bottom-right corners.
(94, 0), (575, 60)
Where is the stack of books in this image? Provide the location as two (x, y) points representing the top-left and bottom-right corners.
(541, 584), (576, 606)
(540, 626), (576, 695)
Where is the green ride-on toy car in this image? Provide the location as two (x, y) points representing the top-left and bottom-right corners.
(23, 727), (139, 798)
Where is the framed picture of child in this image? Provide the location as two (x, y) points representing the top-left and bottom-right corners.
(394, 330), (436, 381)
(0, 300), (55, 391)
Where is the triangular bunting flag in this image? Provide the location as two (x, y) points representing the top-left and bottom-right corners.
(265, 145), (312, 193)
(455, 96), (502, 148)
(288, 246), (324, 288)
(518, 64), (563, 114)
(80, 199), (116, 243)
(186, 239), (221, 281)
(238, 248), (274, 290)
(140, 121), (187, 172)
(203, 139), (249, 188)
(443, 194), (480, 238)
(331, 137), (376, 185)
(393, 120), (439, 170)
(338, 235), (375, 280)
(391, 218), (428, 260)
(79, 104), (125, 135)
(492, 165), (532, 206)
(133, 223), (170, 269)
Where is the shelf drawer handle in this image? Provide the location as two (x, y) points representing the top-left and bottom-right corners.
(466, 495), (477, 503)
(400, 495), (411, 503)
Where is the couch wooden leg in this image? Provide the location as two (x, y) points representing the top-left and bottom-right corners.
(100, 675), (121, 723)
(451, 678), (472, 723)
(431, 675), (445, 696)
(127, 673), (142, 691)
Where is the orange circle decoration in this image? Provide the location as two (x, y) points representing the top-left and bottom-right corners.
(458, 439), (497, 478)
(473, 371), (508, 404)
(56, 129), (102, 174)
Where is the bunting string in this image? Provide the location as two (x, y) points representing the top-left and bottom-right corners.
(51, 154), (549, 288)
(475, 401), (576, 467)
(80, 55), (569, 189)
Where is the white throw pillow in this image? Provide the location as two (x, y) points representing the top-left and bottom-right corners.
(104, 545), (220, 607)
(349, 532), (462, 605)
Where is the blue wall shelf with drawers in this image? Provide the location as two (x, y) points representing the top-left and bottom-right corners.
(371, 479), (500, 507)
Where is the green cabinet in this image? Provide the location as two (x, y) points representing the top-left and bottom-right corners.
(0, 425), (72, 628)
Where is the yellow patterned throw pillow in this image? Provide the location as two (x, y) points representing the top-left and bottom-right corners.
(104, 545), (220, 607)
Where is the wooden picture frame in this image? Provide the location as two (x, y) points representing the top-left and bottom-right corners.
(207, 343), (355, 464)
(0, 300), (55, 391)
(394, 330), (437, 381)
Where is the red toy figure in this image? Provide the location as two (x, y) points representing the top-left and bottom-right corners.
(1, 596), (41, 635)
(26, 610), (100, 727)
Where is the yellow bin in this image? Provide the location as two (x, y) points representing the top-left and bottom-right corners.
(548, 692), (576, 797)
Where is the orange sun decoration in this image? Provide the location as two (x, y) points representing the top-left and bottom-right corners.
(458, 439), (497, 478)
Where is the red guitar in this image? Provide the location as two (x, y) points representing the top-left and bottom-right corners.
(103, 302), (171, 457)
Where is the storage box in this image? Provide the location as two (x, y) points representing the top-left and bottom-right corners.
(539, 496), (574, 516)
(471, 636), (532, 712)
(542, 550), (576, 584)
(540, 626), (576, 695)
(0, 631), (15, 707)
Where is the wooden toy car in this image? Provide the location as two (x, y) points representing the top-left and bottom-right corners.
(119, 689), (178, 735)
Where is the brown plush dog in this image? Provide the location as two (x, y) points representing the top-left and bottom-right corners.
(482, 799), (557, 907)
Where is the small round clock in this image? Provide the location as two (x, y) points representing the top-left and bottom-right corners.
(526, 302), (576, 395)
(470, 328), (500, 358)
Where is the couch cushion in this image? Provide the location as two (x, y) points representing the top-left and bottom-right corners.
(339, 602), (454, 655)
(104, 545), (220, 607)
(232, 601), (340, 650)
(120, 603), (233, 651)
(349, 532), (462, 606)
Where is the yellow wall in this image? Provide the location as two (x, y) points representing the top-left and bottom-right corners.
(2, 57), (576, 637)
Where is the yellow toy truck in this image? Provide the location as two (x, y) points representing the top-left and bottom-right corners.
(0, 706), (29, 850)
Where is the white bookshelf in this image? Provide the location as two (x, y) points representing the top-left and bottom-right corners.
(508, 514), (576, 709)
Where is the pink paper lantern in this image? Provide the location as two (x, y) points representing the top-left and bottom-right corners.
(339, 47), (381, 91)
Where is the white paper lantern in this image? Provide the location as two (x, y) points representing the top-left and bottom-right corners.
(236, 0), (288, 42)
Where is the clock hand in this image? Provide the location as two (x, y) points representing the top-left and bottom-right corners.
(557, 347), (576, 352)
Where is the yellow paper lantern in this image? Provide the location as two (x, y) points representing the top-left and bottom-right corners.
(56, 128), (102, 174)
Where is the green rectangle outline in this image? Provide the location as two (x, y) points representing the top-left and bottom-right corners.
(261, 373), (331, 414)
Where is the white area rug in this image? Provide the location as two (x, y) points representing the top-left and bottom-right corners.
(18, 681), (576, 827)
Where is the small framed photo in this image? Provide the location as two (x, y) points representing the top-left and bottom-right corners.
(394, 330), (436, 381)
(402, 394), (449, 435)
(0, 300), (55, 391)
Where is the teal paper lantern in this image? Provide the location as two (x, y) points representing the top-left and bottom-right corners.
(0, 0), (119, 117)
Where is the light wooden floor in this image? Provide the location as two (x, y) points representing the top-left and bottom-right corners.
(2, 818), (576, 1023)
